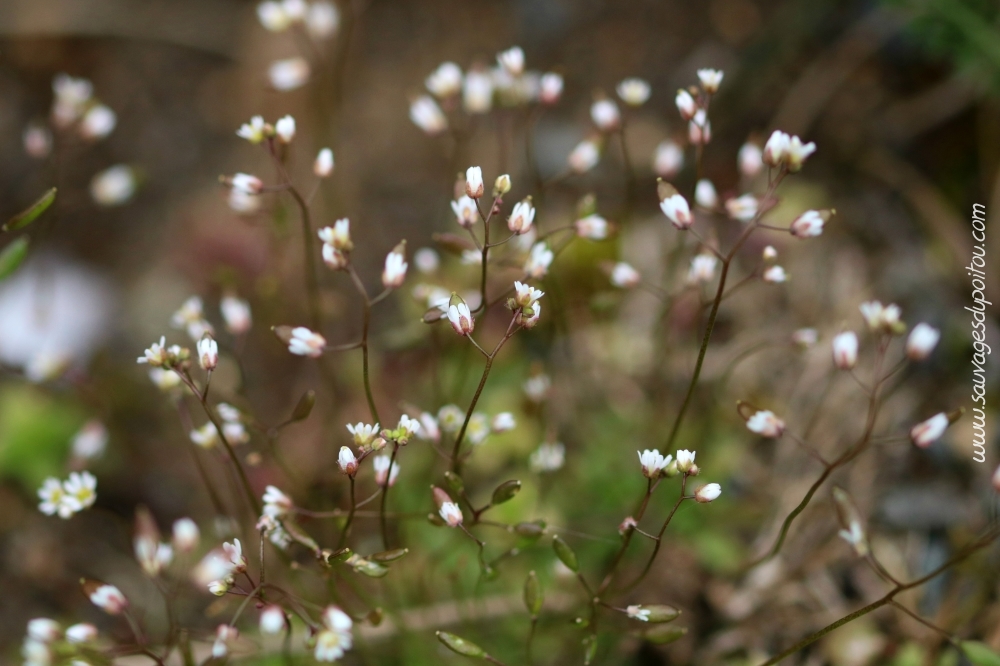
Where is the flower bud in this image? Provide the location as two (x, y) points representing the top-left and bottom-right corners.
(338, 446), (358, 475)
(906, 323), (940, 361)
(197, 335), (219, 370)
(465, 166), (484, 198)
(831, 331), (858, 369)
(260, 605), (286, 634)
(275, 115), (296, 143)
(447, 293), (475, 336)
(314, 148), (334, 177)
(382, 241), (408, 288)
(409, 95), (447, 134)
(494, 174), (512, 196)
(539, 72), (563, 104)
(84, 581), (128, 615)
(675, 88), (697, 121)
(694, 483), (722, 503)
(590, 98), (621, 131)
(910, 412), (949, 448)
(610, 262), (641, 289)
(659, 191), (693, 230)
(746, 410), (785, 438)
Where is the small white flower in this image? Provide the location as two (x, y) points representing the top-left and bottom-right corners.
(338, 446), (358, 475)
(228, 187), (261, 214)
(626, 605), (651, 621)
(439, 501), (463, 527)
(792, 328), (819, 347)
(223, 538), (246, 571)
(725, 194), (758, 222)
(695, 482), (722, 503)
(268, 57), (310, 91)
(514, 281), (545, 308)
(617, 78), (650, 106)
(71, 420), (108, 460)
(739, 142), (763, 177)
(695, 179), (718, 209)
(763, 130), (790, 167)
(610, 262), (641, 289)
(197, 336), (219, 370)
(313, 147), (335, 177)
(212, 625), (238, 658)
(465, 166), (485, 199)
(236, 115), (269, 143)
(785, 135), (816, 172)
(638, 449), (671, 478)
(27, 618), (61, 643)
(450, 195), (479, 228)
(590, 99), (621, 131)
(463, 69), (494, 114)
(288, 327), (326, 357)
(220, 295), (252, 335)
(257, 2), (291, 31)
(687, 254), (717, 284)
(762, 266), (787, 283)
(65, 623), (97, 644)
(37, 478), (65, 517)
(382, 247), (408, 288)
(530, 442), (565, 472)
(426, 62), (463, 98)
(832, 331), (859, 370)
(231, 173), (264, 194)
(859, 301), (903, 334)
(417, 412), (441, 441)
(447, 300), (475, 336)
(540, 72), (563, 104)
(789, 210), (826, 238)
(911, 413), (949, 448)
(315, 607), (353, 661)
(318, 218), (353, 251)
(660, 193), (693, 229)
(675, 449), (696, 473)
(274, 115), (296, 143)
(372, 454), (400, 487)
(838, 520), (867, 556)
(346, 422), (380, 447)
(223, 420), (248, 445)
(217, 403), (241, 423)
(62, 472), (97, 515)
(190, 423), (219, 448)
(466, 412), (491, 445)
(397, 414), (421, 441)
(438, 405), (464, 432)
(410, 95), (448, 134)
(172, 518), (200, 552)
(413, 248), (440, 274)
(575, 214), (609, 240)
(306, 1), (339, 39)
(508, 200), (536, 234)
(906, 323), (940, 361)
(262, 485), (294, 517)
(524, 242), (554, 278)
(23, 124), (52, 159)
(653, 140), (684, 178)
(697, 68), (724, 94)
(675, 89), (696, 120)
(523, 374), (551, 402)
(568, 139), (600, 173)
(79, 104), (116, 140)
(90, 165), (136, 206)
(746, 410), (785, 438)
(491, 412), (516, 433)
(497, 46), (525, 76)
(51, 74), (93, 127)
(89, 584), (127, 615)
(260, 605), (286, 634)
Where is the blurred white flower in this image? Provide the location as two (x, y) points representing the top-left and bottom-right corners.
(832, 331), (858, 370)
(739, 142), (763, 177)
(410, 95), (447, 134)
(617, 78), (650, 106)
(530, 442), (565, 473)
(91, 165), (136, 206)
(906, 323), (940, 360)
(79, 104), (116, 141)
(675, 88), (696, 120)
(911, 413), (949, 448)
(508, 199), (536, 234)
(463, 69), (494, 113)
(23, 124), (52, 159)
(373, 454), (400, 487)
(71, 420), (108, 460)
(697, 68), (724, 93)
(288, 327), (326, 357)
(275, 115), (296, 143)
(725, 194), (758, 222)
(306, 1), (339, 39)
(221, 295), (252, 335)
(687, 254), (717, 284)
(268, 58), (311, 91)
(695, 179), (718, 209)
(524, 243), (553, 278)
(746, 410), (785, 438)
(539, 72), (563, 104)
(653, 140), (683, 178)
(568, 139), (600, 173)
(426, 62), (463, 98)
(610, 262), (640, 288)
(497, 46), (525, 76)
(590, 99), (621, 131)
(762, 265), (787, 283)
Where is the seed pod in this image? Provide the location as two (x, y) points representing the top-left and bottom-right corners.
(4, 187), (56, 232)
(366, 607), (384, 626)
(643, 605), (681, 623)
(524, 571), (542, 617)
(436, 631), (486, 659)
(642, 625), (687, 645)
(515, 520), (546, 540)
(443, 471), (464, 495)
(350, 557), (389, 578)
(321, 547), (353, 566)
(491, 480), (521, 506)
(552, 535), (578, 572)
(370, 548), (409, 563)
(0, 236), (29, 281)
(290, 390), (316, 422)
(656, 178), (679, 202)
(583, 635), (598, 664)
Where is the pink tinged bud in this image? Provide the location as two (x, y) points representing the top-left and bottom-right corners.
(610, 262), (641, 289)
(197, 336), (219, 370)
(268, 57), (310, 90)
(410, 95), (448, 134)
(275, 115), (296, 143)
(447, 301), (475, 336)
(832, 331), (859, 369)
(338, 446), (358, 475)
(653, 140), (684, 178)
(574, 214), (609, 240)
(590, 99), (621, 131)
(762, 266), (787, 283)
(382, 246), (409, 288)
(695, 482), (722, 503)
(688, 109), (711, 144)
(739, 142), (763, 177)
(497, 46), (525, 76)
(746, 410), (785, 438)
(660, 193), (693, 229)
(439, 501), (463, 527)
(762, 246), (778, 261)
(695, 179), (718, 209)
(725, 194), (758, 222)
(231, 173), (263, 194)
(518, 301), (542, 328)
(568, 139), (600, 173)
(23, 124), (53, 158)
(465, 166), (485, 198)
(88, 583), (128, 615)
(426, 61), (463, 98)
(675, 89), (697, 120)
(540, 72), (563, 104)
(314, 148), (334, 177)
(906, 323), (940, 361)
(508, 200), (536, 234)
(616, 77), (650, 106)
(618, 516), (637, 535)
(172, 518), (200, 552)
(260, 605), (286, 634)
(790, 210), (826, 238)
(910, 413), (949, 448)
(287, 327), (326, 357)
(763, 130), (790, 167)
(65, 623), (97, 643)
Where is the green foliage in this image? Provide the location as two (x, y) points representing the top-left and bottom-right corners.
(962, 642), (1000, 666)
(3, 187), (56, 232)
(0, 386), (83, 490)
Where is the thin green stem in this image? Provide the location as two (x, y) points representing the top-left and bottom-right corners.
(379, 442), (400, 549)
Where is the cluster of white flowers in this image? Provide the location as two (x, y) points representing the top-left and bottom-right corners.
(318, 218), (352, 269)
(37, 472), (97, 519)
(257, 0), (338, 38)
(315, 606), (354, 661)
(21, 618), (98, 666)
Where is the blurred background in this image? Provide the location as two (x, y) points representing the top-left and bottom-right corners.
(0, 0), (998, 664)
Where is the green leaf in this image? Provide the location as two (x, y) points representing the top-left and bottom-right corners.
(490, 480), (521, 506)
(436, 631), (486, 659)
(0, 237), (29, 281)
(962, 642), (1000, 666)
(552, 535), (579, 572)
(4, 187), (56, 232)
(524, 571), (543, 617)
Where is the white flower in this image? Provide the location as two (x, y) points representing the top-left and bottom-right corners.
(653, 140), (684, 178)
(135, 538), (173, 577)
(212, 625), (238, 658)
(23, 124), (52, 159)
(763, 130), (790, 167)
(746, 410), (785, 438)
(71, 420), (108, 460)
(410, 95), (448, 134)
(675, 88), (696, 120)
(79, 104), (116, 140)
(492, 412), (516, 433)
(687, 254), (718, 284)
(568, 139), (600, 173)
(417, 412), (441, 441)
(523, 374), (551, 402)
(689, 109), (712, 143)
(590, 99), (621, 131)
(315, 608), (353, 661)
(859, 301), (903, 334)
(346, 422), (380, 447)
(539, 72), (563, 104)
(414, 248), (440, 274)
(463, 69), (494, 113)
(373, 454), (400, 487)
(306, 1), (339, 39)
(832, 331), (859, 370)
(208, 579), (232, 596)
(65, 623), (97, 644)
(617, 78), (650, 106)
(382, 247), (408, 288)
(466, 412), (491, 445)
(610, 262), (641, 288)
(51, 74), (93, 127)
(257, 2), (291, 30)
(221, 295), (252, 335)
(269, 57), (310, 90)
(695, 482), (722, 503)
(465, 166), (485, 199)
(906, 323), (940, 361)
(288, 327), (326, 357)
(660, 193), (692, 229)
(318, 218), (352, 251)
(136, 337), (170, 366)
(262, 485), (294, 517)
(697, 68), (724, 93)
(282, 0), (307, 20)
(314, 147), (335, 177)
(789, 210), (826, 238)
(438, 405), (464, 432)
(514, 281), (544, 308)
(274, 115), (296, 143)
(575, 214), (609, 240)
(525, 242), (554, 279)
(27, 618), (61, 643)
(89, 584), (127, 614)
(762, 266), (787, 283)
(675, 449), (696, 473)
(223, 538), (246, 571)
(338, 446), (358, 475)
(172, 518), (200, 552)
(911, 413), (949, 448)
(62, 472), (97, 515)
(218, 402), (242, 423)
(725, 194), (758, 221)
(236, 115), (269, 143)
(638, 449), (671, 478)
(450, 195), (479, 228)
(508, 200), (536, 234)
(426, 62), (463, 98)
(447, 300), (475, 336)
(37, 478), (65, 517)
(260, 605), (286, 634)
(763, 246), (778, 261)
(785, 135), (816, 172)
(397, 414), (421, 441)
(190, 423), (218, 448)
(90, 165), (136, 206)
(626, 605), (651, 621)
(497, 46), (525, 76)
(530, 442), (565, 472)
(228, 187), (261, 214)
(439, 501), (463, 526)
(838, 520), (867, 556)
(197, 336), (219, 370)
(231, 173), (264, 194)
(792, 328), (819, 347)
(695, 179), (718, 209)
(739, 142), (763, 177)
